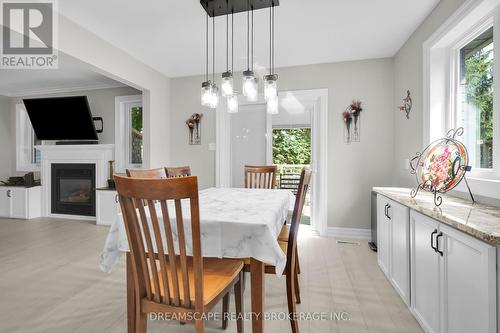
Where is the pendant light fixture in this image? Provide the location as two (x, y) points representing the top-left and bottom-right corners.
(265, 3), (278, 114)
(221, 1), (233, 97)
(242, 4), (258, 102)
(208, 14), (219, 108)
(201, 13), (212, 107)
(227, 10), (239, 113)
(264, 3), (277, 101)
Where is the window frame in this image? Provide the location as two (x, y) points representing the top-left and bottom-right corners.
(114, 95), (143, 173)
(449, 16), (497, 180)
(15, 103), (41, 172)
(424, 2), (500, 199)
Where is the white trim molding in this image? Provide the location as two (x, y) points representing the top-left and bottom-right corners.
(15, 103), (40, 172)
(327, 227), (372, 240)
(215, 88), (329, 236)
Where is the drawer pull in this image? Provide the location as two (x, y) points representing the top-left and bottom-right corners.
(430, 229), (438, 252)
(6, 190), (11, 198)
(436, 232), (444, 256)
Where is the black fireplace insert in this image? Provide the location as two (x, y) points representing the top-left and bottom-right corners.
(51, 163), (96, 216)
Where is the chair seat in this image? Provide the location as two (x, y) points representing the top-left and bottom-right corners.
(151, 257), (244, 306)
(278, 224), (290, 242)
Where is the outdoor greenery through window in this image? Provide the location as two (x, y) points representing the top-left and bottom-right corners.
(459, 26), (494, 169)
(130, 106), (143, 164)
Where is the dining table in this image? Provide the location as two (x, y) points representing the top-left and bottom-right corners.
(100, 187), (295, 333)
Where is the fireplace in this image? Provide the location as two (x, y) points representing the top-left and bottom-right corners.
(51, 163), (96, 216)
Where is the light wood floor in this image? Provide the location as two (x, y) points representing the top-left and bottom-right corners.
(0, 217), (424, 333)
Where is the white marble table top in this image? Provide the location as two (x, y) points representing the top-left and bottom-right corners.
(100, 187), (295, 276)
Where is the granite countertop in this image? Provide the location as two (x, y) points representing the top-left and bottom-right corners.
(373, 187), (500, 246)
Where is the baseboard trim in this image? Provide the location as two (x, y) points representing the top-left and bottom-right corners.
(327, 227), (372, 240)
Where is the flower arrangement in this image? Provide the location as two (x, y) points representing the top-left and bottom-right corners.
(342, 100), (363, 143)
(398, 90), (412, 119)
(422, 145), (452, 190)
(186, 113), (203, 145)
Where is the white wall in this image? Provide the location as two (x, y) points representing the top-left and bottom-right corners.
(57, 15), (171, 169)
(170, 59), (395, 229)
(393, 0), (467, 187)
(0, 95), (13, 180)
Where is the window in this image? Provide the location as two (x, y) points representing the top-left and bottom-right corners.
(457, 26), (494, 169)
(115, 95), (143, 172)
(424, 2), (500, 198)
(16, 103), (41, 172)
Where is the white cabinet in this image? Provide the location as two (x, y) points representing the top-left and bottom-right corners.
(377, 195), (410, 304)
(410, 211), (440, 333)
(410, 211), (496, 333)
(440, 223), (496, 333)
(96, 189), (119, 226)
(0, 186), (41, 219)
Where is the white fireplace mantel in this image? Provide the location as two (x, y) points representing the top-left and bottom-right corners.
(36, 144), (114, 220)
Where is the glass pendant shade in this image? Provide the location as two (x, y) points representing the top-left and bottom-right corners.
(208, 83), (219, 109)
(221, 71), (234, 97)
(227, 94), (239, 113)
(201, 81), (212, 107)
(267, 96), (279, 114)
(242, 70), (258, 102)
(264, 74), (278, 101)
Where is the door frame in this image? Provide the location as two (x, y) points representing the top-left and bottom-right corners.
(215, 88), (328, 236)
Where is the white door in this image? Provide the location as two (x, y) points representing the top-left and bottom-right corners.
(389, 199), (410, 305)
(377, 195), (390, 276)
(230, 103), (270, 187)
(440, 224), (496, 333)
(411, 211), (440, 333)
(10, 188), (27, 219)
(0, 187), (11, 217)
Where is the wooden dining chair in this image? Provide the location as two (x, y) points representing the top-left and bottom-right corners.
(126, 167), (167, 179)
(165, 166), (192, 178)
(244, 165), (277, 189)
(114, 175), (244, 333)
(243, 167), (311, 333)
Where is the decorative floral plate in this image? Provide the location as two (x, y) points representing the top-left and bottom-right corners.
(410, 128), (473, 206)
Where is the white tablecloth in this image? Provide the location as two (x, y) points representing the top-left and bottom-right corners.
(100, 188), (295, 276)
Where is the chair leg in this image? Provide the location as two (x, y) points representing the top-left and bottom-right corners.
(136, 311), (147, 333)
(195, 319), (204, 333)
(296, 247), (301, 274)
(294, 262), (301, 304)
(235, 272), (244, 333)
(222, 292), (230, 329)
(286, 268), (299, 333)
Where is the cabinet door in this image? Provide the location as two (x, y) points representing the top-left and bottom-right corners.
(96, 191), (119, 226)
(411, 211), (440, 333)
(388, 199), (410, 305)
(10, 188), (27, 219)
(440, 224), (496, 333)
(377, 195), (390, 276)
(0, 188), (11, 217)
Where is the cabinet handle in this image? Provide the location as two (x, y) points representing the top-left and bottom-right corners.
(430, 229), (438, 252)
(384, 204), (389, 218)
(6, 190), (11, 198)
(115, 194), (119, 203)
(436, 232), (444, 256)
(386, 204), (391, 220)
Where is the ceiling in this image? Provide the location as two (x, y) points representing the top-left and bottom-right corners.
(58, 0), (440, 78)
(0, 53), (125, 97)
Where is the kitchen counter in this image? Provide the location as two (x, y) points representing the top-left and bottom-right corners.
(373, 187), (500, 245)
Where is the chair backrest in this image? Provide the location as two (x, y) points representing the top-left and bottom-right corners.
(126, 168), (167, 179)
(165, 166), (192, 178)
(244, 165), (277, 189)
(287, 168), (312, 271)
(114, 175), (203, 312)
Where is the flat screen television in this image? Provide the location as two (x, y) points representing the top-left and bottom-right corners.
(23, 96), (99, 141)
